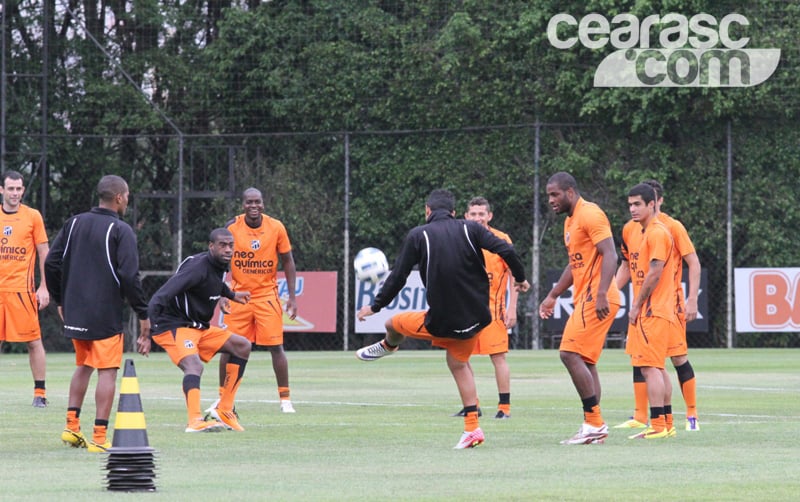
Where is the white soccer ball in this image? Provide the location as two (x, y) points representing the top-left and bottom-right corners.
(354, 247), (389, 284)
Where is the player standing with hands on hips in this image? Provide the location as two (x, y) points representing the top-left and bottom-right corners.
(45, 175), (151, 452)
(355, 189), (530, 449)
(539, 172), (621, 445)
(0, 170), (51, 407)
(207, 187), (298, 417)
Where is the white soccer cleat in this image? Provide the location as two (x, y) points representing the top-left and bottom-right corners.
(560, 423), (608, 445)
(454, 428), (485, 449)
(685, 416), (700, 431)
(204, 398), (220, 415)
(355, 340), (397, 361)
(280, 400), (296, 413)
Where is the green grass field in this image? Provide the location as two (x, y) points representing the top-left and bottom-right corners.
(1, 348), (798, 501)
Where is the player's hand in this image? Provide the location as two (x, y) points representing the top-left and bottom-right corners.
(595, 292), (610, 320)
(137, 319), (151, 356)
(219, 297), (232, 314)
(233, 291), (251, 304)
(36, 284), (50, 310)
(628, 304), (641, 325)
(514, 280), (530, 293)
(685, 297), (699, 322)
(284, 297), (298, 320)
(504, 311), (518, 329)
(357, 305), (375, 322)
(539, 296), (556, 319)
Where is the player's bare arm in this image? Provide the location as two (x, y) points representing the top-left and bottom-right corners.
(35, 242), (50, 309)
(539, 265), (573, 319)
(280, 250), (299, 320)
(629, 259), (665, 324)
(684, 252), (701, 322)
(594, 237), (618, 321)
(357, 304), (375, 322)
(615, 260), (631, 290)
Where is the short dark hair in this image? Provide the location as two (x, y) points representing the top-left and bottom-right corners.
(97, 175), (128, 202)
(242, 187), (262, 201)
(467, 196), (491, 212)
(643, 179), (664, 199)
(209, 228), (233, 243)
(2, 170), (23, 187)
(546, 171), (578, 191)
(629, 182), (658, 204)
(426, 189), (455, 212)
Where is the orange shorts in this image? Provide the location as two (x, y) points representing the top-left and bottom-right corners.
(72, 334), (124, 370)
(559, 300), (620, 365)
(391, 311), (478, 362)
(629, 316), (678, 369)
(0, 291), (41, 342)
(666, 309), (688, 357)
(224, 295), (284, 346)
(152, 326), (231, 365)
(472, 318), (508, 355)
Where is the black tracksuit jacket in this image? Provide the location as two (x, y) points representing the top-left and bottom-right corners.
(148, 252), (236, 335)
(44, 207), (149, 340)
(371, 209), (526, 339)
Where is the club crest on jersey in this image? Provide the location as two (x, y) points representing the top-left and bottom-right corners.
(250, 239), (261, 251)
(184, 340), (195, 349)
(3, 226), (11, 236)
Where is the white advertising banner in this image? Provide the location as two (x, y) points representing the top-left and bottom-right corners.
(735, 268), (800, 332)
(354, 271), (428, 333)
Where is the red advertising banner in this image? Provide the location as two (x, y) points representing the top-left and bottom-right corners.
(214, 271), (338, 333)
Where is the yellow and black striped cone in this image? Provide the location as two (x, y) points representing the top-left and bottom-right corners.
(104, 359), (157, 492)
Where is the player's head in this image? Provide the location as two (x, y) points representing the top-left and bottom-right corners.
(627, 183), (657, 223)
(426, 189), (456, 214)
(465, 196), (493, 228)
(242, 187), (265, 221)
(208, 227), (235, 264)
(97, 175), (130, 217)
(0, 170), (26, 210)
(545, 172), (579, 216)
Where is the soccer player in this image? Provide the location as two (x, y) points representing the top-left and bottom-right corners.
(0, 170), (50, 407)
(355, 189), (530, 449)
(45, 175), (151, 452)
(451, 197), (519, 419)
(614, 179), (701, 431)
(146, 228), (252, 432)
(207, 187), (298, 416)
(621, 183), (678, 440)
(539, 172), (620, 445)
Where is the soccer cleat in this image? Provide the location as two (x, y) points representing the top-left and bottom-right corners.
(613, 418), (648, 429)
(685, 416), (700, 431)
(667, 426), (677, 438)
(560, 423), (608, 445)
(213, 409), (245, 431)
(32, 396), (48, 408)
(451, 407), (482, 418)
(87, 440), (111, 453)
(355, 340), (398, 361)
(494, 410), (510, 419)
(453, 428), (485, 449)
(204, 398), (220, 416)
(61, 428), (87, 448)
(185, 418), (225, 433)
(280, 400), (296, 413)
(628, 427), (669, 439)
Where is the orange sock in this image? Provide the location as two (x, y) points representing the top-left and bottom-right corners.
(66, 409), (80, 432)
(278, 386), (290, 400)
(498, 403), (510, 415)
(633, 381), (649, 423)
(93, 425), (108, 444)
(665, 411), (674, 431)
(681, 378), (698, 418)
(651, 415), (667, 432)
(34, 388), (46, 398)
(584, 405), (604, 428)
(464, 411), (480, 432)
(186, 387), (201, 423)
(219, 358), (247, 411)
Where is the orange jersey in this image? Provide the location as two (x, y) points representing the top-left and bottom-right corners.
(483, 226), (512, 320)
(0, 204), (47, 292)
(227, 214), (292, 298)
(628, 219), (675, 320)
(563, 197), (620, 305)
(657, 212), (696, 312)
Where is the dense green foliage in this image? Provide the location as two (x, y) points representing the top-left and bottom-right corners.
(3, 1), (798, 347)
